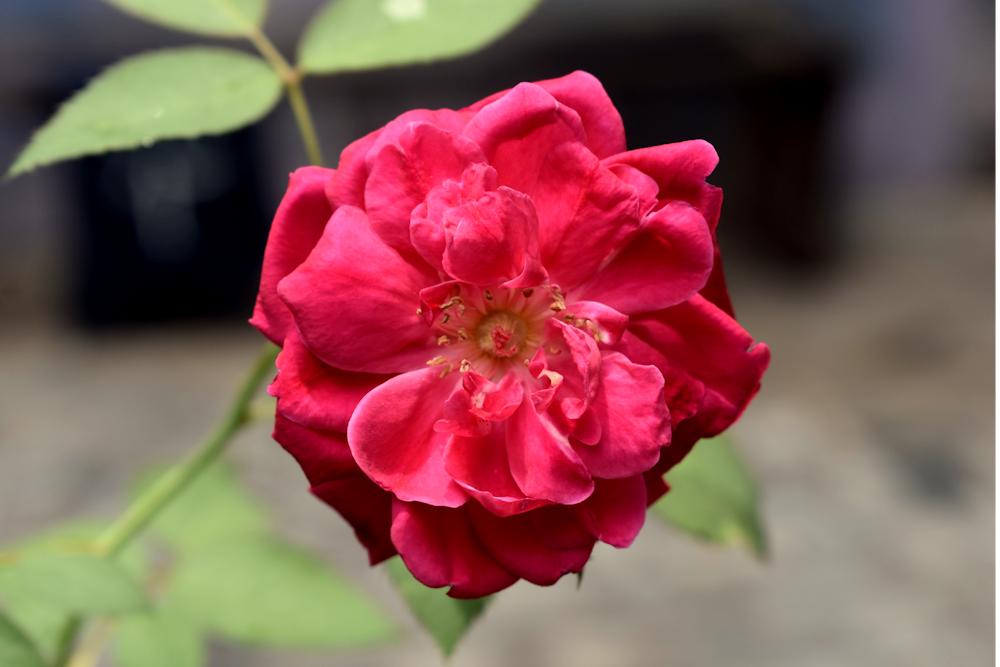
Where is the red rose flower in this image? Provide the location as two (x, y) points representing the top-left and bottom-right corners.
(251, 71), (769, 598)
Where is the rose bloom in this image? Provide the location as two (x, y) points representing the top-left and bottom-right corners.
(251, 72), (769, 598)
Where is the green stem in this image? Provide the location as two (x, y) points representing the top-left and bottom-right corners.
(52, 617), (82, 667)
(92, 342), (279, 558)
(244, 26), (324, 167)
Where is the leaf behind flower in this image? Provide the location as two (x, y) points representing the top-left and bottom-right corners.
(0, 612), (46, 667)
(383, 556), (490, 657)
(652, 434), (767, 558)
(8, 47), (282, 177)
(298, 0), (542, 74)
(100, 0), (267, 36)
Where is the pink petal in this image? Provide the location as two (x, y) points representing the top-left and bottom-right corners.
(327, 129), (380, 210)
(272, 413), (357, 486)
(526, 347), (564, 413)
(572, 352), (668, 479)
(528, 504), (595, 550)
(611, 331), (706, 423)
(506, 395), (594, 505)
(364, 109), (473, 169)
(464, 71), (625, 160)
(607, 163), (659, 217)
(547, 319), (601, 420)
(628, 295), (770, 443)
(250, 167), (334, 345)
(562, 301), (629, 345)
(278, 206), (436, 373)
(312, 476), (396, 565)
(467, 502), (593, 586)
(463, 82), (587, 195)
(365, 123), (485, 257)
(442, 186), (542, 286)
(348, 367), (469, 507)
(532, 71), (626, 159)
(580, 476), (648, 548)
(270, 332), (391, 432)
(444, 423), (548, 518)
(602, 140), (733, 316)
(531, 141), (641, 289)
(574, 200), (714, 314)
(391, 500), (517, 598)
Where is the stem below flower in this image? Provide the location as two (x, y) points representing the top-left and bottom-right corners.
(91, 342), (279, 559)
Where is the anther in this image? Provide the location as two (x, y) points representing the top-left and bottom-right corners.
(563, 313), (574, 322)
(437, 335), (451, 346)
(441, 313), (450, 324)
(585, 320), (600, 341)
(521, 288), (534, 298)
(440, 364), (454, 378)
(459, 359), (472, 373)
(484, 289), (493, 301)
(457, 328), (469, 340)
(548, 346), (562, 355)
(427, 356), (448, 366)
(416, 308), (423, 316)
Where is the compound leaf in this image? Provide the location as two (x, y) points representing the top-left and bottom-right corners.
(101, 0), (267, 36)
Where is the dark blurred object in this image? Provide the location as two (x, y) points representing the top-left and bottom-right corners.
(74, 130), (267, 325)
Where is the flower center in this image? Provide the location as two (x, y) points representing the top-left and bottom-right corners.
(476, 311), (527, 358)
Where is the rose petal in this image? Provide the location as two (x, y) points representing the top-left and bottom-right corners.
(366, 123), (486, 258)
(627, 295), (770, 448)
(528, 504), (595, 550)
(348, 367), (469, 507)
(270, 332), (390, 432)
(572, 352), (668, 479)
(391, 500), (517, 599)
(250, 167), (334, 345)
(506, 395), (594, 505)
(531, 141), (641, 289)
(328, 129), (380, 210)
(272, 413), (357, 487)
(580, 476), (648, 548)
(467, 502), (593, 586)
(463, 82), (587, 195)
(444, 423), (548, 518)
(562, 301), (629, 345)
(278, 206), (436, 373)
(574, 200), (714, 315)
(547, 319), (602, 421)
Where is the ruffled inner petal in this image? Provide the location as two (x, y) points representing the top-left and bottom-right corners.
(580, 475), (648, 548)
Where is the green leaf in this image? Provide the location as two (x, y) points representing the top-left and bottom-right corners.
(8, 47), (283, 177)
(171, 539), (396, 647)
(133, 461), (269, 553)
(652, 435), (767, 557)
(0, 612), (46, 667)
(0, 551), (148, 615)
(383, 556), (489, 656)
(299, 0), (541, 75)
(114, 602), (203, 667)
(101, 0), (267, 36)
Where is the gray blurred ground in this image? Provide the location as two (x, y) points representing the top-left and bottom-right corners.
(0, 181), (992, 667)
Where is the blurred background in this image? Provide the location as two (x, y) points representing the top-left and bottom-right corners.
(0, 0), (993, 665)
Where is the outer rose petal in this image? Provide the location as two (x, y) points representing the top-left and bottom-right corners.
(467, 502), (593, 586)
(581, 476), (648, 548)
(602, 140), (733, 316)
(272, 416), (395, 564)
(279, 206), (436, 373)
(270, 331), (390, 432)
(627, 295), (770, 464)
(564, 301), (629, 345)
(531, 141), (641, 289)
(250, 167), (334, 345)
(391, 500), (517, 599)
(463, 82), (587, 196)
(572, 352), (669, 480)
(272, 413), (356, 487)
(365, 123), (486, 257)
(465, 71), (626, 160)
(328, 129), (380, 210)
(573, 200), (714, 315)
(506, 395), (594, 505)
(348, 367), (469, 507)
